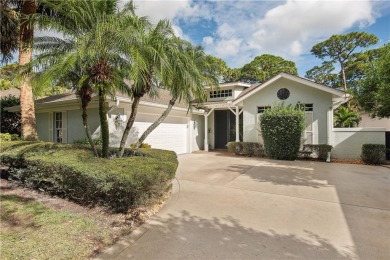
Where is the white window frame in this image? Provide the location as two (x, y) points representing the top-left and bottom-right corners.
(209, 89), (233, 99)
(51, 111), (67, 143)
(303, 111), (314, 145)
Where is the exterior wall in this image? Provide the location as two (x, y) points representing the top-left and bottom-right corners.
(233, 86), (246, 99)
(34, 100), (194, 154)
(36, 112), (50, 141)
(191, 114), (204, 151)
(331, 128), (386, 159)
(68, 108), (101, 143)
(360, 113), (390, 131)
(242, 78), (332, 144)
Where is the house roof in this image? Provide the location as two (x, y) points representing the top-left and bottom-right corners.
(0, 87), (20, 98)
(5, 88), (188, 112)
(204, 81), (252, 90)
(233, 73), (345, 105)
(33, 88), (188, 108)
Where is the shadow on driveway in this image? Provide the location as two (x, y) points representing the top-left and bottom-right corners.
(110, 210), (353, 259)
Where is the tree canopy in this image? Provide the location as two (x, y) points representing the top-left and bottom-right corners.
(238, 54), (298, 83)
(310, 32), (378, 93)
(357, 43), (390, 118)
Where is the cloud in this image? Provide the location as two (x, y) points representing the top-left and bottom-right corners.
(133, 0), (191, 23)
(202, 36), (214, 46)
(129, 0), (382, 71)
(249, 0), (374, 58)
(214, 38), (243, 57)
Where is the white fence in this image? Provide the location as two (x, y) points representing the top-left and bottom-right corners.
(331, 128), (386, 159)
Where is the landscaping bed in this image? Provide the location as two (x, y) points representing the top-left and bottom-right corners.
(0, 141), (178, 213)
(0, 178), (168, 259)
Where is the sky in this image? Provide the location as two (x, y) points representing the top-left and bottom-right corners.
(132, 0), (390, 76)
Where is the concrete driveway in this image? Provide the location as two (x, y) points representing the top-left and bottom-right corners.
(97, 152), (390, 260)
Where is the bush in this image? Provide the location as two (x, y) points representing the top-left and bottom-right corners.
(260, 103), (305, 160)
(301, 144), (332, 161)
(0, 133), (21, 142)
(130, 143), (151, 149)
(73, 137), (103, 146)
(226, 142), (265, 157)
(361, 144), (386, 165)
(0, 141), (178, 213)
(1, 95), (21, 136)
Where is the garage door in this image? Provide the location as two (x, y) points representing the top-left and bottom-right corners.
(134, 122), (188, 154)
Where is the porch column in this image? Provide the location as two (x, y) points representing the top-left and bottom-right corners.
(327, 106), (332, 145)
(235, 106), (240, 142)
(204, 113), (209, 151)
(204, 108), (214, 152)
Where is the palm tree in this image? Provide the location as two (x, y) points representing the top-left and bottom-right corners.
(33, 0), (138, 157)
(0, 0), (19, 63)
(133, 40), (218, 149)
(334, 106), (361, 127)
(117, 19), (174, 157)
(1, 0), (38, 140)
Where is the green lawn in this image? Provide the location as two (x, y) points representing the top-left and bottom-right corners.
(0, 194), (113, 259)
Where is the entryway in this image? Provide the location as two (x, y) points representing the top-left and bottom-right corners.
(214, 110), (242, 149)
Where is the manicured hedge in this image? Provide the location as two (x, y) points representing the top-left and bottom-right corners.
(226, 142), (265, 157)
(0, 141), (178, 213)
(260, 104), (305, 160)
(300, 144), (332, 161)
(361, 144), (386, 165)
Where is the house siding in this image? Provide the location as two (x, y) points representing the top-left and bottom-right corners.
(67, 108), (101, 143)
(242, 78), (332, 144)
(191, 114), (204, 151)
(36, 112), (50, 141)
(332, 128), (385, 159)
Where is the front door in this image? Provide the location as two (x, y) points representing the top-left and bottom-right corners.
(214, 110), (241, 149)
(214, 110), (229, 149)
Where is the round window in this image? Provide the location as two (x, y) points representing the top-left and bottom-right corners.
(277, 88), (290, 100)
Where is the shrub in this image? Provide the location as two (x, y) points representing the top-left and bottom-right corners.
(0, 141), (178, 213)
(130, 143), (151, 149)
(260, 103), (305, 160)
(0, 95), (21, 136)
(361, 144), (386, 165)
(301, 144), (332, 161)
(0, 133), (21, 142)
(73, 137), (103, 146)
(226, 142), (265, 157)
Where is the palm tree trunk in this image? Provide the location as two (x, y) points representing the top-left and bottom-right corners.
(118, 69), (153, 158)
(98, 88), (109, 158)
(19, 0), (38, 140)
(135, 97), (177, 150)
(81, 104), (98, 157)
(118, 94), (141, 157)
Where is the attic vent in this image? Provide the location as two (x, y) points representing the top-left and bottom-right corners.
(277, 88), (290, 100)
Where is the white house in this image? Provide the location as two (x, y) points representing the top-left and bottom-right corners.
(6, 73), (388, 159)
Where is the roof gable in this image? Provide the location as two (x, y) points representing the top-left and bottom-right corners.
(233, 73), (345, 105)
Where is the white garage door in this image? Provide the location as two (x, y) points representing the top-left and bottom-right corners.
(134, 122), (188, 154)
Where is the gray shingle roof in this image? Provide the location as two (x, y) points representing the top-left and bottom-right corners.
(34, 89), (188, 108)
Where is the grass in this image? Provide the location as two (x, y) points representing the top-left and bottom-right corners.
(0, 194), (112, 259)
